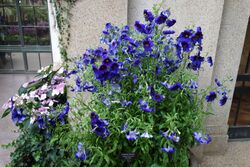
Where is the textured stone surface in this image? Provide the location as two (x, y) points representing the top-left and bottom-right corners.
(0, 74), (34, 166)
(199, 141), (250, 167)
(67, 0), (128, 57)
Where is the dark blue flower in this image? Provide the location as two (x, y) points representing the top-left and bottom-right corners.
(143, 37), (154, 52)
(149, 86), (165, 103)
(83, 82), (96, 92)
(75, 143), (88, 160)
(215, 78), (222, 87)
(143, 9), (154, 22)
(219, 95), (228, 106)
(189, 53), (204, 71)
(166, 19), (176, 27)
(163, 30), (175, 35)
(64, 70), (77, 78)
(134, 21), (147, 34)
(155, 10), (170, 24)
(102, 57), (113, 67)
(175, 44), (182, 59)
(161, 146), (176, 154)
(193, 132), (212, 144)
(37, 116), (45, 129)
(58, 101), (69, 124)
(177, 29), (194, 52)
(11, 108), (26, 124)
(191, 27), (203, 44)
(205, 91), (217, 102)
(126, 130), (139, 140)
(189, 79), (198, 89)
(207, 56), (213, 67)
(138, 99), (155, 112)
(90, 112), (110, 138)
(165, 82), (183, 91)
(133, 58), (141, 66)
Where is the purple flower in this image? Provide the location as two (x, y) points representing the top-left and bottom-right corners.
(205, 91), (217, 102)
(126, 130), (139, 140)
(163, 30), (175, 35)
(143, 37), (154, 52)
(161, 146), (176, 154)
(11, 108), (26, 124)
(219, 95), (228, 106)
(143, 9), (154, 22)
(75, 143), (88, 160)
(193, 132), (212, 144)
(138, 99), (155, 112)
(215, 78), (222, 87)
(166, 19), (176, 27)
(207, 56), (213, 67)
(90, 112), (110, 138)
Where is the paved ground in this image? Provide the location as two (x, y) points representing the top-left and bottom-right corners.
(0, 74), (34, 167)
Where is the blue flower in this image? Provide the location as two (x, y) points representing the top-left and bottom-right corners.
(90, 112), (110, 138)
(134, 21), (147, 34)
(161, 146), (176, 154)
(143, 37), (154, 52)
(132, 75), (138, 84)
(166, 19), (176, 27)
(138, 99), (155, 112)
(189, 53), (204, 71)
(126, 130), (139, 140)
(37, 116), (45, 129)
(121, 122), (128, 133)
(161, 131), (180, 143)
(215, 78), (222, 87)
(189, 79), (198, 89)
(219, 95), (228, 106)
(191, 27), (203, 44)
(149, 86), (165, 103)
(155, 10), (170, 24)
(82, 82), (96, 92)
(140, 132), (153, 138)
(163, 30), (175, 35)
(102, 57), (113, 67)
(120, 100), (132, 107)
(58, 101), (69, 124)
(11, 108), (26, 124)
(205, 91), (217, 102)
(193, 132), (212, 144)
(177, 29), (194, 52)
(75, 143), (88, 160)
(143, 9), (154, 22)
(162, 82), (183, 91)
(207, 56), (213, 67)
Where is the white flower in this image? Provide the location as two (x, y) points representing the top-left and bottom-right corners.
(29, 90), (37, 98)
(140, 132), (153, 138)
(40, 94), (47, 100)
(41, 84), (48, 91)
(30, 117), (36, 124)
(21, 93), (29, 100)
(58, 68), (64, 74)
(49, 100), (54, 106)
(23, 82), (29, 88)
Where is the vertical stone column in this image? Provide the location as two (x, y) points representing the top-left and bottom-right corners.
(67, 0), (128, 57)
(204, 0), (250, 154)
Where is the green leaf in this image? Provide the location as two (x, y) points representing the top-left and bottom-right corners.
(18, 86), (27, 96)
(2, 109), (10, 118)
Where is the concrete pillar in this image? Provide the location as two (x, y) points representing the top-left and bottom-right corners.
(67, 0), (128, 57)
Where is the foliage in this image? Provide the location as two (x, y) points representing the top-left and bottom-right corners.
(2, 65), (69, 167)
(62, 4), (230, 167)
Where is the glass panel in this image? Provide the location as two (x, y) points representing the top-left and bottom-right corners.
(23, 27), (37, 45)
(37, 27), (50, 45)
(27, 52), (40, 70)
(0, 27), (20, 45)
(21, 0), (47, 6)
(2, 0), (15, 5)
(40, 52), (52, 67)
(35, 6), (48, 24)
(2, 7), (18, 25)
(0, 51), (12, 69)
(20, 6), (35, 25)
(12, 52), (25, 70)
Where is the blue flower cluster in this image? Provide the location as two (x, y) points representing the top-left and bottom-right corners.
(90, 112), (110, 138)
